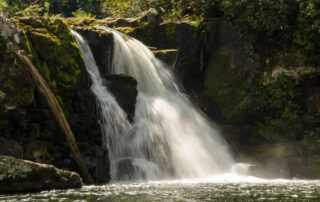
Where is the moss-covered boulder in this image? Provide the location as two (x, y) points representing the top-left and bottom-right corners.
(0, 155), (82, 193)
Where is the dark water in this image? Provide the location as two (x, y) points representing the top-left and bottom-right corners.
(1, 177), (320, 201)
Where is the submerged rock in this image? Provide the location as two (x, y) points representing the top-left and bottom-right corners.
(0, 155), (82, 193)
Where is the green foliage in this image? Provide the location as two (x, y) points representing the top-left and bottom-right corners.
(203, 0), (320, 66)
(16, 4), (49, 16)
(240, 74), (304, 142)
(292, 0), (320, 63)
(72, 9), (95, 18)
(101, 0), (141, 18)
(244, 75), (299, 109)
(0, 0), (50, 16)
(259, 106), (303, 141)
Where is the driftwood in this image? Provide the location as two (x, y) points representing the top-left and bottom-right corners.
(16, 51), (95, 185)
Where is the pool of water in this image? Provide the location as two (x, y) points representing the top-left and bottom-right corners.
(1, 176), (320, 201)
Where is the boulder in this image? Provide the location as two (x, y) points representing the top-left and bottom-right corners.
(0, 155), (82, 193)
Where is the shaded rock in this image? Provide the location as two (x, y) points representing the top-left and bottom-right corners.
(0, 138), (23, 158)
(154, 21), (198, 49)
(153, 49), (179, 69)
(76, 143), (110, 184)
(94, 147), (110, 184)
(264, 66), (320, 85)
(140, 8), (161, 27)
(105, 74), (138, 121)
(244, 141), (320, 179)
(0, 155), (82, 193)
(308, 87), (320, 113)
(102, 17), (139, 28)
(0, 8), (21, 50)
(200, 19), (258, 122)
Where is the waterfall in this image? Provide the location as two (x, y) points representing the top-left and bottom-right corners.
(71, 30), (132, 171)
(72, 29), (237, 181)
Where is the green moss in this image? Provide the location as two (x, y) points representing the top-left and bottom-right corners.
(165, 22), (177, 42)
(15, 16), (85, 117)
(56, 95), (64, 106)
(116, 27), (136, 36)
(41, 62), (51, 84)
(203, 52), (245, 119)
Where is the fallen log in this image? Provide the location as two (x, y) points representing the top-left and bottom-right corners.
(15, 50), (95, 185)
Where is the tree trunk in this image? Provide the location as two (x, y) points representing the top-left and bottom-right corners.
(16, 51), (95, 185)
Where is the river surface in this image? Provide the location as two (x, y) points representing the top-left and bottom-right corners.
(2, 176), (320, 201)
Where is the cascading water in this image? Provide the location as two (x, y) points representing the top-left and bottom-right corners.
(72, 28), (238, 182)
(71, 30), (132, 167)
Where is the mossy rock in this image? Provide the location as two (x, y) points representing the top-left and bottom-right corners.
(14, 16), (85, 116)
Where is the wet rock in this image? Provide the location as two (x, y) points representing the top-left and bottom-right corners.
(105, 74), (138, 121)
(94, 147), (110, 184)
(153, 49), (179, 69)
(0, 155), (82, 193)
(73, 27), (113, 76)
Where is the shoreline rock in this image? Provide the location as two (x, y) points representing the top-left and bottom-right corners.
(0, 155), (82, 194)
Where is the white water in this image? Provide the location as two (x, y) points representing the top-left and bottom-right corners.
(71, 30), (131, 162)
(72, 29), (238, 182)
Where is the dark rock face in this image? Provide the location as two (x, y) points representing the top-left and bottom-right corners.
(0, 155), (82, 193)
(153, 21), (201, 90)
(0, 138), (23, 158)
(106, 74), (138, 122)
